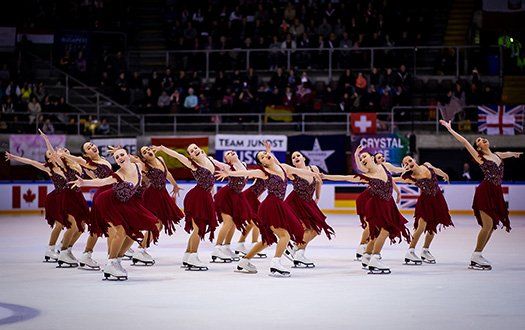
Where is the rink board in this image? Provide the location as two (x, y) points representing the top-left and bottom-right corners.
(0, 182), (524, 214)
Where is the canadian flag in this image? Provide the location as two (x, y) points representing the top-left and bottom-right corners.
(12, 186), (47, 209)
(350, 113), (377, 134)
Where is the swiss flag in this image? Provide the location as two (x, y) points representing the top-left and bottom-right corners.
(351, 113), (377, 134)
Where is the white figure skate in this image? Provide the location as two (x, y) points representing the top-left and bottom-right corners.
(78, 251), (100, 270)
(469, 252), (492, 270)
(404, 248), (422, 265)
(103, 259), (128, 280)
(355, 244), (366, 261)
(234, 243), (249, 256)
(123, 247), (134, 260)
(293, 249), (315, 268)
(223, 245), (240, 261)
(57, 249), (79, 268)
(236, 258), (258, 274)
(368, 254), (391, 274)
(421, 248), (436, 264)
(44, 245), (58, 263)
(132, 248), (155, 266)
(210, 246), (233, 263)
(186, 253), (208, 271)
(181, 252), (190, 268)
(269, 257), (291, 277)
(361, 253), (371, 269)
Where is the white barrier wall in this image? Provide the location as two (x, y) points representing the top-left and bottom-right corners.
(1, 182), (524, 214)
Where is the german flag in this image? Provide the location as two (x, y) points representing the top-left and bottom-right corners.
(334, 186), (367, 208)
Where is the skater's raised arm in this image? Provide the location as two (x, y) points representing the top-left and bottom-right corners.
(281, 163), (322, 182)
(5, 152), (50, 174)
(495, 151), (523, 159)
(39, 129), (56, 154)
(208, 156), (231, 171)
(440, 120), (482, 164)
(321, 173), (364, 183)
(393, 180), (401, 203)
(353, 145), (368, 173)
(424, 162), (450, 182)
(60, 151), (88, 166)
(383, 162), (404, 174)
(155, 145), (196, 170)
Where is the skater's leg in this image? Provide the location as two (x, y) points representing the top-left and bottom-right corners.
(359, 224), (370, 245)
(423, 232), (435, 249)
(61, 215), (78, 249)
(140, 222), (162, 249)
(271, 227), (290, 258)
(296, 228), (317, 250)
(238, 221), (254, 243)
(186, 219), (200, 253)
(475, 211), (494, 252)
(118, 236), (134, 257)
(108, 224), (126, 259)
(69, 221), (85, 247)
(409, 218), (426, 249)
(84, 233), (98, 253)
(49, 222), (63, 246)
(224, 221), (236, 245)
(251, 224), (260, 243)
(372, 229), (389, 255)
(215, 213), (234, 246)
(243, 241), (268, 259)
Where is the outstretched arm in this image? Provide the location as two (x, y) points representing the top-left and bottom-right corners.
(321, 173), (365, 183)
(5, 152), (50, 174)
(281, 163), (322, 182)
(208, 156), (231, 171)
(215, 168), (266, 181)
(155, 145), (196, 170)
(440, 120), (482, 164)
(393, 181), (401, 203)
(69, 175), (117, 189)
(353, 145), (368, 173)
(495, 151), (522, 160)
(384, 162), (404, 174)
(424, 162), (449, 182)
(60, 152), (88, 167)
(311, 166), (322, 203)
(39, 129), (55, 154)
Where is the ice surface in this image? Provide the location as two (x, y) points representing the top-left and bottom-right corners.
(0, 214), (524, 330)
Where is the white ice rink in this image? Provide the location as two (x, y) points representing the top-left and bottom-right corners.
(0, 213), (524, 330)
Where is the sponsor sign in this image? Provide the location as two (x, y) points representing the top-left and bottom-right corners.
(288, 135), (347, 173)
(215, 134), (287, 165)
(9, 135), (66, 165)
(350, 134), (409, 167)
(91, 137), (137, 164)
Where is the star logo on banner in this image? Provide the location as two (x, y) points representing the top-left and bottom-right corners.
(301, 138), (335, 172)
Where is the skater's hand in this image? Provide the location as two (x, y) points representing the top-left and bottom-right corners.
(396, 192), (401, 204)
(442, 173), (450, 182)
(5, 152), (13, 161)
(69, 174), (84, 189)
(171, 184), (182, 197)
(107, 145), (121, 156)
(38, 128), (45, 136)
(263, 140), (272, 152)
(439, 120), (452, 131)
(514, 152), (523, 158)
(214, 168), (229, 181)
(356, 145), (364, 154)
(151, 145), (161, 153)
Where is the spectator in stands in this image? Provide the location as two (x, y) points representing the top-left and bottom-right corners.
(183, 87), (199, 112)
(338, 32), (352, 68)
(355, 72), (367, 95)
(59, 50), (72, 72)
(157, 91), (172, 113)
(40, 118), (55, 134)
(268, 36), (282, 70)
(461, 162), (472, 181)
(27, 96), (42, 125)
(2, 96), (15, 113)
(169, 89), (183, 114)
(142, 87), (156, 112)
(66, 117), (78, 134)
(97, 118), (111, 135)
(33, 82), (46, 103)
(296, 81), (313, 113)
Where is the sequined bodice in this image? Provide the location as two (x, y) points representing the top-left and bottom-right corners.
(192, 164), (214, 192)
(480, 159), (504, 185)
(227, 165), (247, 193)
(264, 170), (287, 200)
(113, 165), (143, 202)
(146, 162), (167, 190)
(292, 175), (316, 201)
(367, 168), (393, 201)
(63, 165), (82, 192)
(90, 160), (112, 179)
(50, 171), (68, 192)
(413, 167), (439, 196)
(248, 179), (267, 197)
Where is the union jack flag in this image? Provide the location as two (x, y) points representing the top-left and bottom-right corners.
(398, 185), (420, 209)
(478, 104), (524, 135)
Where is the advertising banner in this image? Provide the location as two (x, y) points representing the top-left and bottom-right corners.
(215, 134), (287, 165)
(151, 136), (209, 179)
(350, 134), (409, 167)
(288, 135), (347, 173)
(91, 137), (137, 164)
(9, 134), (66, 165)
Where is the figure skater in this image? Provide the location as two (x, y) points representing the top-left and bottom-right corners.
(440, 120), (521, 270)
(284, 151), (334, 268)
(394, 155), (453, 264)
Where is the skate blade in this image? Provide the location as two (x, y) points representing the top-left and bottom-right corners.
(78, 264), (101, 271)
(292, 262), (315, 268)
(253, 253), (267, 259)
(268, 272), (291, 278)
(185, 266), (208, 271)
(235, 251), (247, 257)
(367, 269), (391, 274)
(421, 259), (436, 264)
(103, 274), (128, 281)
(43, 258), (58, 263)
(468, 265), (492, 271)
(235, 267), (258, 274)
(404, 259), (422, 265)
(131, 259), (155, 266)
(56, 262), (79, 268)
(122, 256), (133, 261)
(210, 258), (232, 263)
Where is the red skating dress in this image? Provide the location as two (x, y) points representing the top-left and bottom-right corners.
(44, 168), (67, 227)
(359, 166), (411, 243)
(407, 166), (453, 234)
(214, 165), (254, 234)
(62, 163), (90, 230)
(93, 164), (159, 244)
(183, 161), (218, 241)
(142, 160), (184, 235)
(356, 188), (372, 228)
(241, 178), (267, 217)
(472, 158), (510, 231)
(285, 174), (334, 239)
(257, 167), (304, 245)
(83, 159), (113, 235)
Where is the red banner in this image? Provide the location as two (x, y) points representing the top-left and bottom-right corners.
(151, 136), (209, 179)
(350, 113), (377, 135)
